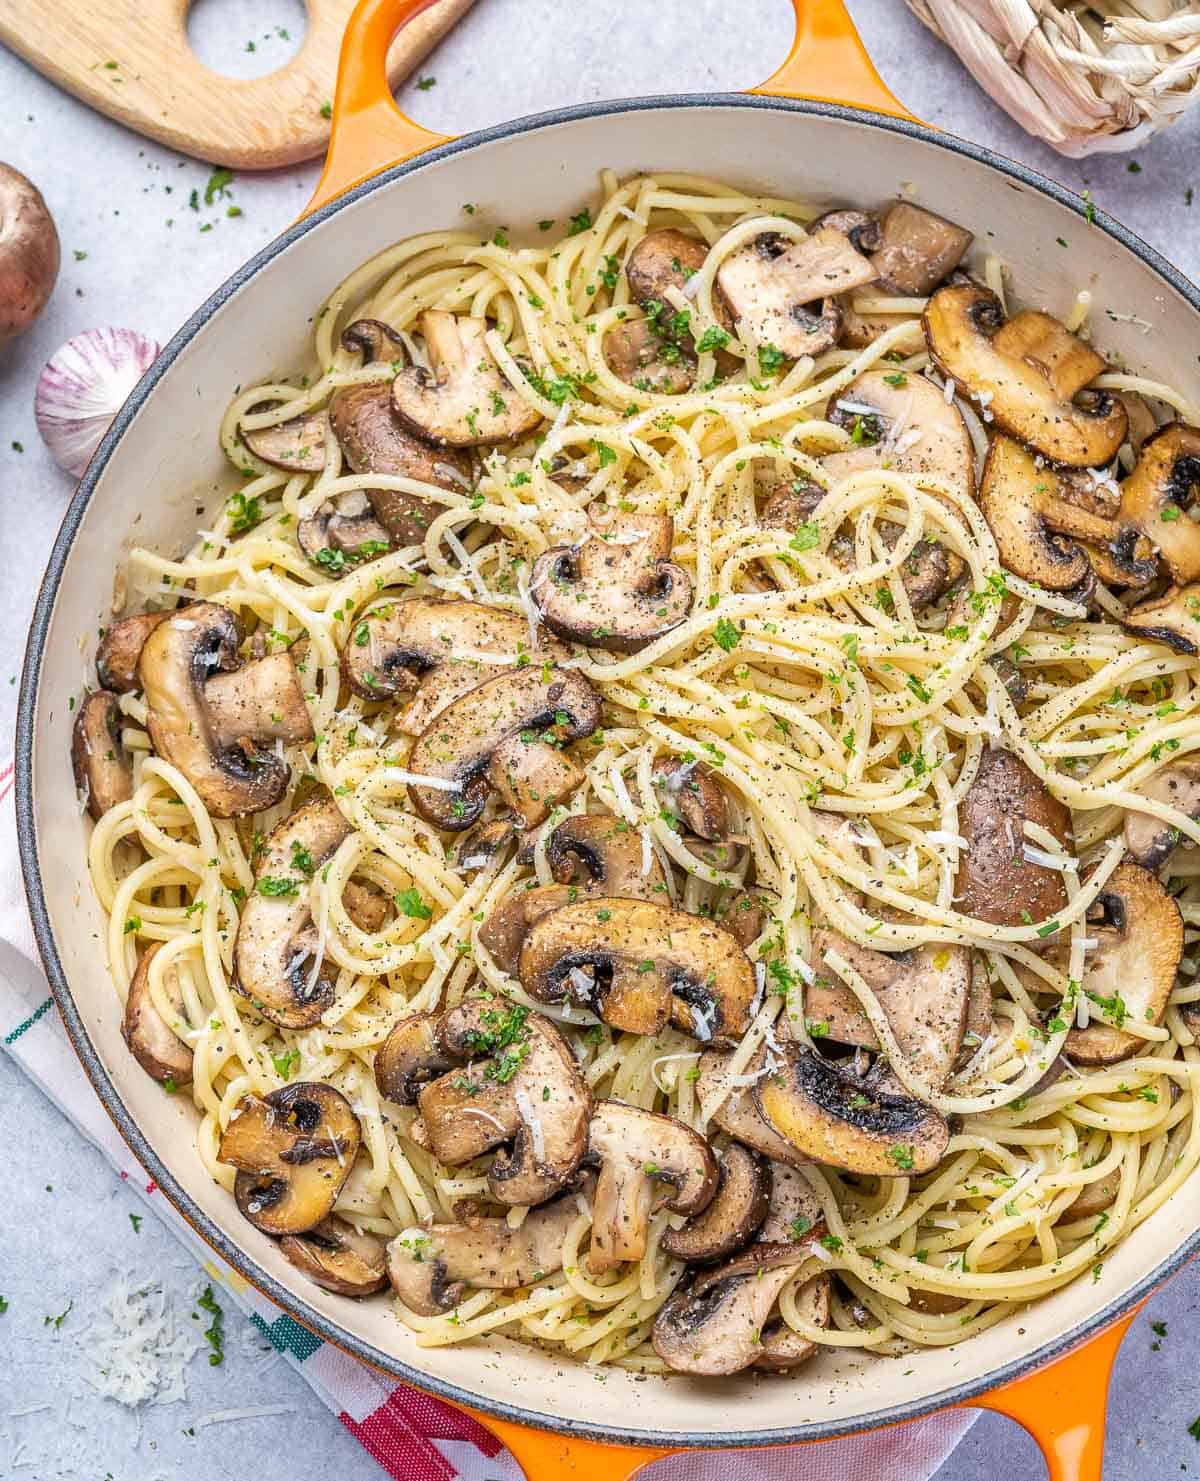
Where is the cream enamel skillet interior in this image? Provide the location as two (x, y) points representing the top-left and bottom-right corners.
(19, 2), (1200, 1477)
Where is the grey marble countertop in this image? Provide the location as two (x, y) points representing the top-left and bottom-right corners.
(4, 1), (1200, 1477)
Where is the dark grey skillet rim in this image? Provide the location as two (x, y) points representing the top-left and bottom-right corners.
(17, 90), (1200, 1453)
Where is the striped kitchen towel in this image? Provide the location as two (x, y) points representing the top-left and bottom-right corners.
(0, 764), (977, 1481)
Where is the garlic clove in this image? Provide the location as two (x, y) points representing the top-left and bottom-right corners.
(35, 327), (159, 478)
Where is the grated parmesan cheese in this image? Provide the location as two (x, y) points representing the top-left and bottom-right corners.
(83, 1277), (203, 1407)
(384, 768), (463, 792)
(514, 1088), (546, 1161)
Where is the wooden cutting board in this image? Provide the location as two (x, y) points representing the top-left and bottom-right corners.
(0, 0), (476, 169)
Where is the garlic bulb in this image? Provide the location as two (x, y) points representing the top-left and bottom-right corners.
(35, 327), (159, 477)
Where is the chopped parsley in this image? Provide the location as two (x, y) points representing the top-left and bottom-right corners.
(713, 617), (741, 652)
(395, 886), (433, 920)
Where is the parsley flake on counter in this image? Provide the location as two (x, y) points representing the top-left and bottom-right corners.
(196, 1284), (225, 1366)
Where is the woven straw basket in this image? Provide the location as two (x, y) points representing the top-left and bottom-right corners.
(904, 1), (1200, 155)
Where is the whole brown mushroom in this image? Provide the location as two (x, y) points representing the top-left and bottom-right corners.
(0, 163), (59, 344)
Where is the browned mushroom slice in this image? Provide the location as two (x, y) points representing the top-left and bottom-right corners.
(824, 368), (976, 502)
(812, 209), (883, 256)
(957, 956), (994, 1070)
(456, 817), (516, 874)
(386, 1180), (588, 1315)
(805, 932), (970, 1087)
(755, 1046), (949, 1176)
(217, 1082), (361, 1236)
(241, 408), (329, 473)
(754, 1276), (833, 1370)
(1124, 762), (1200, 870)
(758, 1161), (823, 1244)
(868, 202), (973, 296)
(1066, 1165), (1122, 1221)
(478, 812), (667, 975)
(955, 748), (1071, 928)
(979, 436), (1155, 592)
(122, 941), (193, 1085)
(908, 1287), (969, 1316)
(97, 611), (170, 692)
(417, 1000), (591, 1206)
(404, 665), (600, 830)
(343, 880), (388, 933)
(340, 595), (537, 722)
(72, 690), (132, 820)
(660, 1142), (769, 1263)
(1115, 392), (1158, 454)
(374, 1012), (454, 1105)
(204, 649), (314, 752)
(625, 229), (709, 309)
(530, 510), (693, 654)
(697, 1048), (810, 1169)
(586, 1101), (717, 1273)
(138, 603), (312, 818)
(1121, 584), (1200, 655)
(280, 1216), (388, 1297)
(391, 310), (542, 447)
(487, 731), (585, 830)
(340, 317), (405, 364)
(760, 476), (826, 531)
(1066, 861), (1182, 1066)
(716, 227), (877, 358)
(651, 757), (727, 842)
(652, 1237), (823, 1375)
(1117, 424), (1200, 583)
(602, 320), (695, 394)
(298, 490), (393, 570)
(924, 282), (1127, 467)
(519, 897), (757, 1046)
(234, 795), (352, 1028)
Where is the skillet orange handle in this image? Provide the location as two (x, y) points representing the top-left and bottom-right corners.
(960, 1306), (1141, 1481)
(306, 0), (918, 214)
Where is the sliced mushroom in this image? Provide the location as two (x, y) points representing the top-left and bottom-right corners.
(754, 1276), (833, 1371)
(242, 408), (329, 472)
(1116, 424), (1200, 583)
(417, 1000), (591, 1205)
(1066, 1165), (1122, 1221)
(652, 1238), (822, 1376)
(602, 320), (695, 394)
(340, 595), (541, 726)
(234, 795), (352, 1028)
(979, 436), (1155, 592)
(586, 1101), (717, 1273)
(391, 310), (541, 447)
(924, 282), (1127, 467)
(488, 730), (586, 830)
(404, 665), (600, 830)
(204, 649), (314, 752)
(755, 1046), (950, 1176)
(138, 603), (313, 817)
(957, 956), (995, 1070)
(343, 879), (389, 933)
(1121, 584), (1200, 655)
(718, 889), (774, 950)
(698, 1047), (811, 1169)
(530, 510), (693, 653)
(824, 367), (975, 503)
(1116, 392), (1158, 455)
(839, 300), (900, 349)
(758, 1161), (823, 1244)
(868, 202), (973, 296)
(812, 209), (883, 256)
(1065, 860), (1183, 1066)
(386, 1180), (587, 1315)
(660, 1143), (769, 1263)
(280, 1216), (388, 1297)
(626, 229), (709, 309)
(217, 1082), (361, 1236)
(340, 317), (405, 365)
(519, 897), (757, 1045)
(716, 227), (877, 358)
(479, 812), (666, 975)
(954, 747), (1070, 928)
(72, 690), (132, 820)
(457, 817), (517, 874)
(297, 490), (393, 569)
(805, 933), (970, 1086)
(651, 757), (727, 841)
(374, 1012), (454, 1105)
(121, 941), (193, 1085)
(1124, 762), (1200, 870)
(96, 610), (169, 692)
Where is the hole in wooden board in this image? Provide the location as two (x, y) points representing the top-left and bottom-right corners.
(186, 0), (307, 80)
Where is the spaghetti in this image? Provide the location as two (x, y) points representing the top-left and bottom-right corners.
(85, 169), (1200, 1374)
